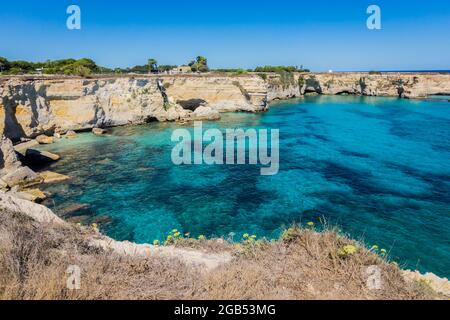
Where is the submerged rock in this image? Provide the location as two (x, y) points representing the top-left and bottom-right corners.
(66, 215), (91, 224)
(36, 135), (54, 144)
(59, 203), (90, 217)
(92, 215), (113, 225)
(98, 158), (112, 165)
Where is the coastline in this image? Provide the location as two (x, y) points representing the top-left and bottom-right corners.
(1, 73), (450, 299)
(1, 190), (449, 299)
(1, 72), (450, 142)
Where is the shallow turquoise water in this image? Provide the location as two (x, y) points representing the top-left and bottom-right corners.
(38, 96), (450, 277)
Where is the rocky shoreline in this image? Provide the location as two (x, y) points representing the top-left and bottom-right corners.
(1, 72), (449, 142)
(1, 180), (449, 298)
(0, 128), (449, 297)
(1, 72), (450, 298)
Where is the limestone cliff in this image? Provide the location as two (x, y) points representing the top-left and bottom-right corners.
(0, 78), (165, 140)
(266, 73), (303, 100)
(299, 73), (450, 98)
(1, 73), (449, 141)
(0, 75), (268, 141)
(162, 75), (267, 112)
(266, 72), (450, 99)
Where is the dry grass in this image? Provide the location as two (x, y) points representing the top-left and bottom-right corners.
(198, 228), (436, 300)
(0, 211), (200, 300)
(0, 210), (440, 300)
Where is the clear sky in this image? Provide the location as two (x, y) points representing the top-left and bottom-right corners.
(1, 0), (449, 71)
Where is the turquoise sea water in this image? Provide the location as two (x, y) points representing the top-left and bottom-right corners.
(38, 96), (450, 277)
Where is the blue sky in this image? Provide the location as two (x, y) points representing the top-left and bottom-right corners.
(1, 0), (449, 71)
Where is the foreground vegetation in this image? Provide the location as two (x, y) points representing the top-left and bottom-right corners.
(0, 208), (440, 300)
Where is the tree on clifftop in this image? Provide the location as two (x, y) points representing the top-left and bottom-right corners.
(148, 58), (158, 73)
(0, 57), (10, 72)
(189, 56), (209, 73)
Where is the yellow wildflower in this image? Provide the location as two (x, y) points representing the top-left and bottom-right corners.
(343, 244), (357, 255)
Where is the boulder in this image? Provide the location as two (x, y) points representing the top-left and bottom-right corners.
(65, 130), (77, 139)
(13, 188), (47, 202)
(2, 166), (43, 188)
(25, 149), (60, 163)
(14, 139), (40, 156)
(36, 134), (55, 144)
(0, 179), (8, 191)
(39, 170), (71, 184)
(0, 191), (64, 225)
(0, 135), (22, 174)
(166, 107), (181, 121)
(191, 106), (220, 120)
(92, 128), (107, 135)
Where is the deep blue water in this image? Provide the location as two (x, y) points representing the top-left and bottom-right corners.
(38, 95), (450, 277)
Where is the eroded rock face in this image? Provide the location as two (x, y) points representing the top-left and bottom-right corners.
(0, 135), (43, 191)
(0, 135), (21, 175)
(0, 78), (164, 141)
(190, 106), (221, 121)
(1, 73), (449, 141)
(266, 73), (304, 100)
(1, 166), (42, 188)
(0, 191), (64, 224)
(0, 76), (269, 141)
(163, 76), (268, 113)
(298, 73), (450, 98)
(266, 72), (450, 99)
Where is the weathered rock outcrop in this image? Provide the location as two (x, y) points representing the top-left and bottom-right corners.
(1, 73), (449, 141)
(298, 73), (450, 98)
(0, 75), (268, 141)
(266, 72), (450, 99)
(0, 78), (165, 140)
(266, 73), (304, 100)
(0, 134), (43, 191)
(1, 166), (42, 188)
(0, 135), (21, 176)
(163, 75), (268, 112)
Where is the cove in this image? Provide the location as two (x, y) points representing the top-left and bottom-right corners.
(37, 95), (450, 278)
